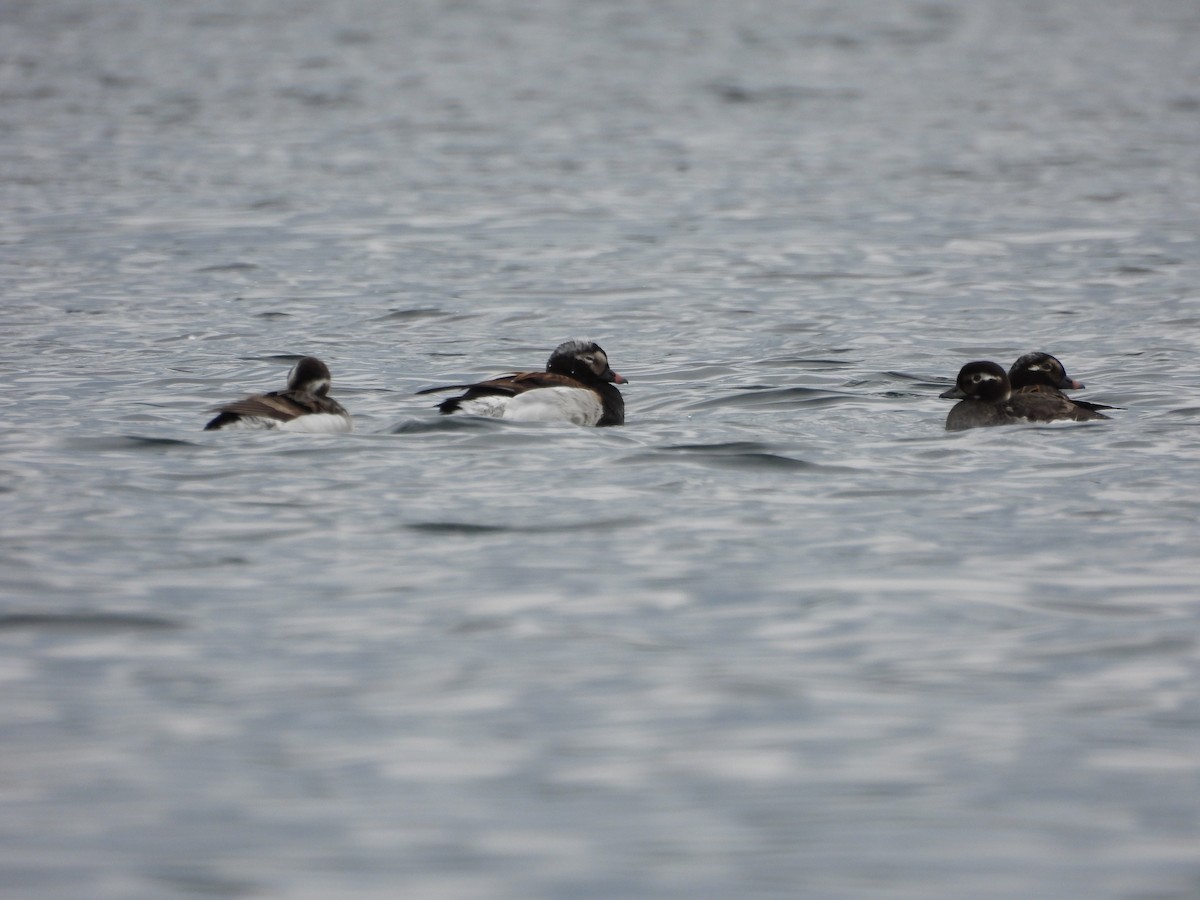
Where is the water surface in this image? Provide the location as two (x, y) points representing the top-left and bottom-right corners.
(2, 1), (1200, 897)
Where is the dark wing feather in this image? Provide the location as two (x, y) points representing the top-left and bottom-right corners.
(1068, 399), (1119, 413)
(1014, 384), (1117, 414)
(415, 383), (484, 396)
(455, 372), (586, 402)
(204, 390), (321, 429)
(1009, 393), (1109, 422)
(420, 369), (623, 424)
(420, 372), (584, 394)
(493, 372), (584, 392)
(420, 372), (588, 414)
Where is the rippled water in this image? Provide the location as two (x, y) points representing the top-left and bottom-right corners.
(3, 1), (1200, 897)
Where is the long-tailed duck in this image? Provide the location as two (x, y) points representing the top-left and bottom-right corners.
(204, 357), (352, 432)
(940, 360), (1108, 431)
(419, 339), (627, 426)
(1008, 352), (1114, 415)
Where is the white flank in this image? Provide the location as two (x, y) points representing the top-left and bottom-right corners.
(503, 387), (602, 426)
(453, 395), (516, 419)
(215, 416), (280, 431)
(453, 387), (602, 426)
(279, 413), (353, 433)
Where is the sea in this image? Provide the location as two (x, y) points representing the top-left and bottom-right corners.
(2, 1), (1199, 897)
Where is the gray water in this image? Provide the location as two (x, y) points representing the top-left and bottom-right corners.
(3, 1), (1200, 897)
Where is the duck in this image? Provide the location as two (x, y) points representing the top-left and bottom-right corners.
(939, 360), (1107, 431)
(419, 339), (627, 426)
(203, 356), (352, 432)
(1008, 352), (1114, 415)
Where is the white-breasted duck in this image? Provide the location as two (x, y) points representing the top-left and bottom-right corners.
(1008, 352), (1114, 415)
(204, 357), (352, 432)
(419, 339), (627, 426)
(939, 360), (1108, 431)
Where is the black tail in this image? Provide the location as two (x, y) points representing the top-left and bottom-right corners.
(203, 411), (241, 431)
(1073, 399), (1120, 413)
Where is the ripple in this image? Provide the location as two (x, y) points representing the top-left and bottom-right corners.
(407, 517), (642, 535)
(624, 441), (835, 472)
(371, 307), (454, 323)
(683, 386), (850, 412)
(62, 435), (200, 452)
(3, 1), (1199, 897)
(0, 612), (183, 632)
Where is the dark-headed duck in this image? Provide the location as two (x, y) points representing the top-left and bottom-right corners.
(204, 357), (352, 432)
(940, 360), (1107, 431)
(419, 339), (627, 426)
(1008, 352), (1114, 415)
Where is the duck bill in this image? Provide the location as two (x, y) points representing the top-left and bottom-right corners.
(939, 386), (966, 399)
(1058, 377), (1084, 390)
(605, 369), (628, 384)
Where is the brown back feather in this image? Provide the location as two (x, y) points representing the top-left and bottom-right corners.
(212, 390), (322, 422)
